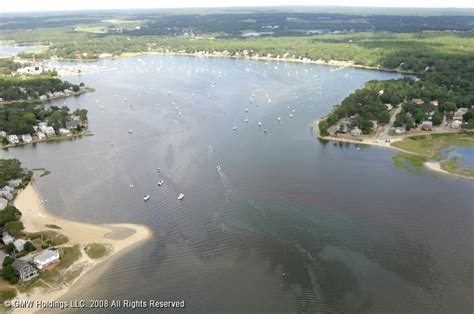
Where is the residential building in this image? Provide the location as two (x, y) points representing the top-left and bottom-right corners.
(13, 239), (26, 252)
(350, 127), (362, 136)
(44, 127), (56, 137)
(58, 128), (71, 136)
(65, 120), (79, 129)
(21, 134), (32, 143)
(0, 131), (6, 138)
(412, 98), (424, 105)
(0, 198), (7, 211)
(453, 108), (468, 121)
(430, 100), (439, 107)
(2, 232), (14, 245)
(1, 186), (14, 201)
(421, 121), (433, 131)
(394, 127), (406, 134)
(384, 103), (393, 110)
(37, 131), (46, 140)
(0, 251), (5, 269)
(7, 135), (19, 145)
(451, 120), (462, 129)
(12, 260), (38, 281)
(33, 249), (60, 270)
(8, 179), (21, 187)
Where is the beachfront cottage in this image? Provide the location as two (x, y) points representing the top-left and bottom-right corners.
(2, 232), (13, 245)
(21, 134), (32, 143)
(58, 128), (71, 136)
(7, 135), (19, 145)
(8, 179), (22, 187)
(1, 186), (14, 201)
(0, 198), (7, 211)
(33, 249), (60, 270)
(412, 98), (424, 105)
(44, 127), (56, 137)
(350, 127), (362, 137)
(12, 260), (38, 281)
(13, 239), (26, 252)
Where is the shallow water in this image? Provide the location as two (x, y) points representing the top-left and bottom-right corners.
(1, 55), (472, 313)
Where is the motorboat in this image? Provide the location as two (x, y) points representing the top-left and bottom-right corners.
(130, 184), (134, 188)
(289, 114), (294, 118)
(178, 193), (185, 200)
(244, 119), (249, 123)
(158, 180), (164, 186)
(258, 121), (262, 127)
(128, 129), (133, 134)
(144, 195), (150, 201)
(277, 117), (282, 122)
(232, 126), (238, 130)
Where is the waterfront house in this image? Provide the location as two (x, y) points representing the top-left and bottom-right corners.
(33, 248), (60, 270)
(8, 179), (22, 187)
(421, 121), (433, 131)
(66, 120), (79, 129)
(350, 127), (362, 136)
(430, 100), (439, 107)
(384, 103), (393, 110)
(0, 131), (6, 138)
(58, 128), (71, 136)
(13, 239), (26, 252)
(44, 127), (56, 137)
(12, 260), (38, 281)
(37, 131), (46, 140)
(39, 95), (47, 101)
(7, 135), (19, 145)
(2, 232), (14, 245)
(21, 134), (32, 143)
(0, 198), (7, 211)
(1, 186), (14, 201)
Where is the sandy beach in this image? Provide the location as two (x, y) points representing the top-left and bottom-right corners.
(11, 183), (152, 312)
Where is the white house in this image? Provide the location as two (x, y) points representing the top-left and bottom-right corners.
(451, 120), (462, 129)
(33, 249), (60, 270)
(13, 239), (26, 252)
(16, 64), (43, 75)
(0, 131), (6, 138)
(44, 127), (56, 137)
(58, 128), (71, 136)
(37, 131), (46, 140)
(2, 232), (14, 245)
(7, 135), (19, 145)
(350, 127), (362, 137)
(384, 103), (393, 111)
(21, 134), (32, 143)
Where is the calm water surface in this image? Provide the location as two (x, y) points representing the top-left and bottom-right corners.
(1, 55), (473, 313)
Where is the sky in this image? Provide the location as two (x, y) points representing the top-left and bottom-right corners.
(1, 0), (473, 13)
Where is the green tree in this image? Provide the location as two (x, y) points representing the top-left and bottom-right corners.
(4, 221), (24, 237)
(24, 241), (35, 253)
(2, 264), (19, 284)
(432, 111), (443, 125)
(5, 243), (15, 254)
(2, 255), (14, 267)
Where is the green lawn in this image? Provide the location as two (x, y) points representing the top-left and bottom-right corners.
(85, 243), (108, 259)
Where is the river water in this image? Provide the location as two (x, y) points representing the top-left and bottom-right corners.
(1, 55), (472, 313)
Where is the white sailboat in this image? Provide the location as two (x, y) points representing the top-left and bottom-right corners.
(178, 193), (184, 200)
(144, 195), (150, 201)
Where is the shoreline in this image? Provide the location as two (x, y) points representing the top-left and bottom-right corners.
(314, 119), (474, 179)
(1, 130), (93, 150)
(36, 50), (414, 75)
(11, 183), (152, 312)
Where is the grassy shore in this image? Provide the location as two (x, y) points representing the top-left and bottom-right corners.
(1, 130), (93, 149)
(391, 132), (474, 178)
